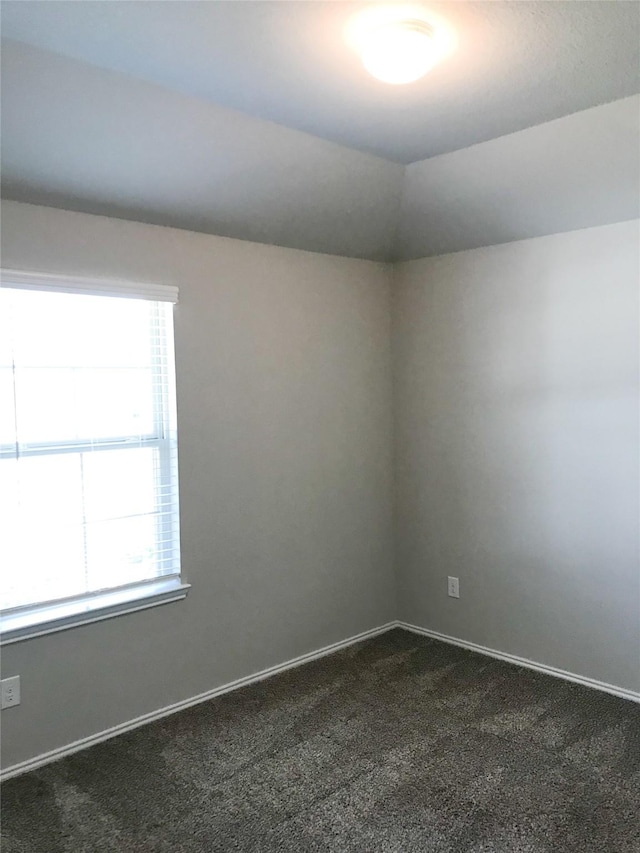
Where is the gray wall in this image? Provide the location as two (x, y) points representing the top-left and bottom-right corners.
(394, 220), (640, 693)
(2, 201), (639, 771)
(0, 200), (396, 770)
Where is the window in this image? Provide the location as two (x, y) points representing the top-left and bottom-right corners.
(0, 270), (187, 643)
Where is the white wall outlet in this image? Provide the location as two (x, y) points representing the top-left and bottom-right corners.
(447, 576), (460, 599)
(1, 675), (21, 709)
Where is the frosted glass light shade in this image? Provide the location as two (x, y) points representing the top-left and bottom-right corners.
(361, 20), (437, 84)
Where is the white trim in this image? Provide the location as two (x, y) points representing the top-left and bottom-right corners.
(1, 580), (191, 646)
(0, 621), (396, 781)
(0, 268), (178, 303)
(398, 621), (640, 705)
(5, 619), (638, 781)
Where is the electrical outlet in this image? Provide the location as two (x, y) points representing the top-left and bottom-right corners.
(447, 576), (460, 599)
(1, 675), (21, 709)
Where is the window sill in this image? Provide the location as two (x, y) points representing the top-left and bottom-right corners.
(0, 579), (191, 645)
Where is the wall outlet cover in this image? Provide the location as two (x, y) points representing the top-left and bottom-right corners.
(1, 675), (21, 709)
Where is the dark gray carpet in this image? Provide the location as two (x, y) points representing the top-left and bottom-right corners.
(2, 629), (640, 852)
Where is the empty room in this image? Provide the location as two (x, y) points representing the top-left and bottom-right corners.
(0, 1), (639, 851)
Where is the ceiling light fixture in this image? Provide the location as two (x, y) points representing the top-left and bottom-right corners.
(361, 19), (436, 84)
(347, 6), (456, 85)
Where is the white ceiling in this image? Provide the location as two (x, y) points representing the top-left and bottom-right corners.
(2, 0), (639, 164)
(1, 2), (639, 261)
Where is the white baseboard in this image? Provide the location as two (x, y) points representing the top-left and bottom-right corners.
(398, 621), (640, 705)
(1, 621), (396, 781)
(5, 619), (638, 781)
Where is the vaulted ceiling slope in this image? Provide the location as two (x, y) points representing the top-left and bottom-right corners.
(2, 0), (639, 164)
(1, 4), (639, 262)
(1, 40), (404, 262)
(398, 95), (640, 260)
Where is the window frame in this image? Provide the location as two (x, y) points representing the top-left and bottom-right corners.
(0, 269), (189, 645)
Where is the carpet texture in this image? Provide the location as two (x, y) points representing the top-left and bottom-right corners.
(2, 629), (639, 852)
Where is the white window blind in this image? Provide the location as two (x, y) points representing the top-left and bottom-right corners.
(0, 270), (182, 630)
